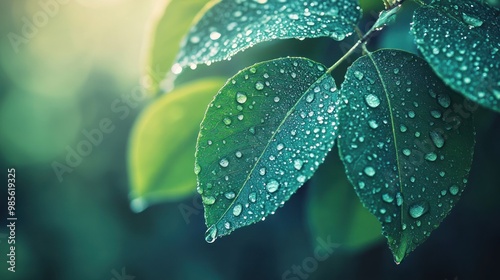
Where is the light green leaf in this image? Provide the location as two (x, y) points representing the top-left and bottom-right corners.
(128, 78), (226, 211)
(306, 148), (382, 250)
(141, 0), (215, 94)
(175, 0), (361, 69)
(195, 57), (339, 243)
(412, 0), (500, 112)
(337, 49), (475, 263)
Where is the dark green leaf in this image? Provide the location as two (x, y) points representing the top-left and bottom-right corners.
(141, 0), (213, 94)
(412, 0), (500, 112)
(175, 0), (361, 68)
(338, 49), (475, 263)
(196, 58), (339, 242)
(307, 149), (382, 250)
(128, 78), (226, 211)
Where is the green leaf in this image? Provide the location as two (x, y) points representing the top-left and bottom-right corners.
(412, 0), (500, 112)
(128, 78), (226, 212)
(306, 148), (382, 250)
(337, 49), (475, 263)
(175, 0), (361, 69)
(195, 57), (339, 243)
(141, 0), (214, 94)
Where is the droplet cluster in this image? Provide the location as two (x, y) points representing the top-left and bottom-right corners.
(175, 0), (361, 69)
(412, 0), (500, 112)
(195, 58), (339, 243)
(338, 49), (475, 259)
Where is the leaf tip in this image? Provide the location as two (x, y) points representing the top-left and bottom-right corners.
(388, 235), (410, 264)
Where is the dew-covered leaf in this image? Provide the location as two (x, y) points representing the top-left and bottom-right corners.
(307, 149), (382, 250)
(338, 49), (475, 263)
(196, 57), (339, 242)
(141, 0), (213, 94)
(412, 0), (500, 112)
(128, 78), (226, 212)
(175, 0), (361, 69)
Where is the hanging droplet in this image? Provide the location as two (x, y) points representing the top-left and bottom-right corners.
(194, 164), (201, 175)
(205, 225), (217, 243)
(203, 196), (216, 205)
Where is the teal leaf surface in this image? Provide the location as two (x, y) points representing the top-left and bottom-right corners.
(175, 0), (361, 68)
(412, 0), (500, 112)
(338, 49), (475, 263)
(195, 57), (339, 242)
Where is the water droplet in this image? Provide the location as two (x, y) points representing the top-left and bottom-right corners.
(430, 110), (442, 119)
(293, 159), (304, 170)
(297, 175), (306, 183)
(382, 193), (394, 203)
(306, 94), (315, 103)
(255, 82), (264, 90)
(205, 226), (217, 243)
(430, 131), (445, 148)
(249, 192), (256, 203)
(364, 166), (376, 177)
(196, 186), (203, 195)
(425, 152), (437, 162)
(259, 168), (266, 176)
(224, 222), (231, 229)
(236, 92), (247, 104)
(203, 196), (216, 205)
(365, 94), (381, 108)
(194, 164), (201, 175)
(223, 117), (232, 125)
(266, 180), (280, 193)
(233, 204), (242, 216)
(354, 70), (364, 80)
(219, 158), (229, 167)
(403, 149), (411, 156)
(409, 202), (429, 218)
(368, 120), (379, 129)
(400, 125), (408, 133)
(437, 94), (451, 108)
(225, 192), (235, 199)
(209, 31), (221, 40)
(235, 151), (242, 158)
(449, 185), (459, 195)
(396, 193), (403, 206)
(462, 13), (483, 27)
(277, 143), (284, 151)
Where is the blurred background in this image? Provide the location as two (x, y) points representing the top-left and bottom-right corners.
(0, 0), (499, 279)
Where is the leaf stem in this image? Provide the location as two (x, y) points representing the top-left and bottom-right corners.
(326, 0), (408, 74)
